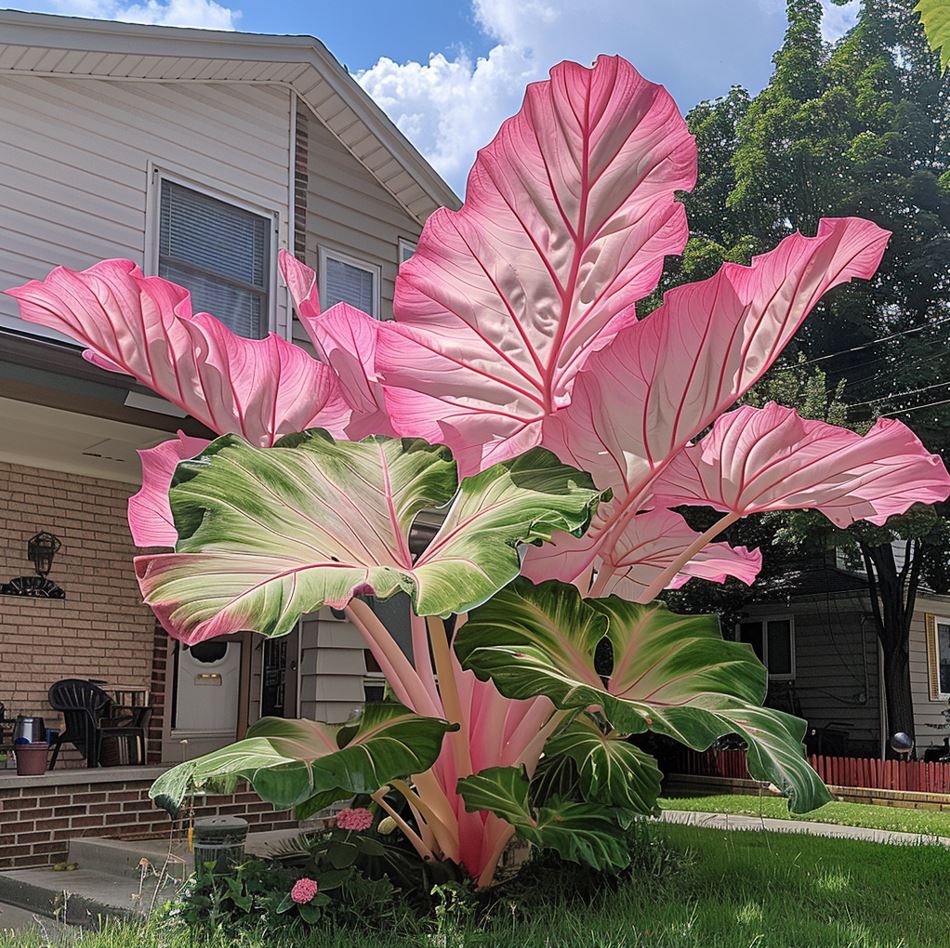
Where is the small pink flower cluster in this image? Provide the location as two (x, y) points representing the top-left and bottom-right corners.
(335, 807), (374, 831)
(291, 877), (319, 905)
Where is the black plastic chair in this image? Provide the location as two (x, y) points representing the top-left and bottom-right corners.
(47, 679), (151, 769)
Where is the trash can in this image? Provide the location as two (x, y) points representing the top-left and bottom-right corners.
(192, 816), (248, 875)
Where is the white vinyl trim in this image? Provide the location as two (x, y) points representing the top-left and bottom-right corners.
(737, 615), (796, 681)
(318, 245), (382, 318)
(933, 616), (950, 700)
(398, 237), (416, 265)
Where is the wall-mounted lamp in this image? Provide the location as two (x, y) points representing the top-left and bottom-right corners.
(1, 531), (65, 599)
(28, 531), (61, 577)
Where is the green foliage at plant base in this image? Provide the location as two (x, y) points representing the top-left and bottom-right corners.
(8, 823), (950, 947)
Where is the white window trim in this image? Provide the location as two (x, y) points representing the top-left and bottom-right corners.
(737, 615), (796, 681)
(398, 238), (417, 264)
(318, 245), (382, 319)
(145, 161), (280, 335)
(933, 615), (950, 700)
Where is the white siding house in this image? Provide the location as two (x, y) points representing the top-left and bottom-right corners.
(0, 10), (457, 766)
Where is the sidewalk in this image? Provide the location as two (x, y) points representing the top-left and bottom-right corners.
(659, 808), (950, 847)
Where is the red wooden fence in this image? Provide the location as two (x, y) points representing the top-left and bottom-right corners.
(669, 748), (950, 794)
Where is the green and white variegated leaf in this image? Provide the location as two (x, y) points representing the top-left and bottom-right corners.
(457, 579), (831, 813)
(916, 0), (950, 71)
(453, 576), (609, 706)
(457, 766), (631, 871)
(149, 703), (455, 815)
(544, 715), (662, 814)
(136, 431), (606, 644)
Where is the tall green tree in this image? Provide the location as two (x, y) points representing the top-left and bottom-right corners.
(662, 0), (950, 748)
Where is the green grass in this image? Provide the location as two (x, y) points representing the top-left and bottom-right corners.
(661, 792), (950, 837)
(5, 823), (950, 947)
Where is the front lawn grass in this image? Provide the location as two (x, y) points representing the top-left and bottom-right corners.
(661, 791), (950, 837)
(6, 822), (950, 947)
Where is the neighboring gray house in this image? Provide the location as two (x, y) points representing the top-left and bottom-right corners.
(0, 10), (458, 765)
(740, 556), (950, 759)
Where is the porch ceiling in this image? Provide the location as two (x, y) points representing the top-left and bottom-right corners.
(0, 396), (172, 484)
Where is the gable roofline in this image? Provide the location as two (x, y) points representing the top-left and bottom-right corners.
(0, 9), (460, 222)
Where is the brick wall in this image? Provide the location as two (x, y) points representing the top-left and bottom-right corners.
(0, 773), (297, 870)
(0, 462), (155, 762)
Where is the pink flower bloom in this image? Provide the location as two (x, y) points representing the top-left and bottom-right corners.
(335, 807), (374, 831)
(291, 878), (319, 905)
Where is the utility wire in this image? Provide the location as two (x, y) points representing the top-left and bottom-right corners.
(841, 348), (950, 391)
(879, 397), (950, 417)
(851, 380), (950, 408)
(795, 314), (950, 367)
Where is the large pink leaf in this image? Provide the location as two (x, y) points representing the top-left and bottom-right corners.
(522, 506), (761, 601)
(128, 431), (211, 547)
(532, 217), (889, 585)
(6, 259), (352, 446)
(542, 218), (890, 504)
(278, 250), (395, 438)
(652, 402), (950, 527)
(378, 55), (697, 475)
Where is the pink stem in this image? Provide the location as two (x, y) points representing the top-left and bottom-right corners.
(410, 612), (442, 712)
(635, 511), (741, 602)
(502, 697), (555, 766)
(345, 601), (440, 717)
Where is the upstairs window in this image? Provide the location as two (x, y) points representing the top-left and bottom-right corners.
(158, 178), (271, 339)
(738, 617), (795, 680)
(398, 238), (417, 264)
(320, 247), (380, 318)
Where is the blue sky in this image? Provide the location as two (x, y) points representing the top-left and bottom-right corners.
(16, 1), (859, 194)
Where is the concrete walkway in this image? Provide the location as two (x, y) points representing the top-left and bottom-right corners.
(659, 808), (950, 847)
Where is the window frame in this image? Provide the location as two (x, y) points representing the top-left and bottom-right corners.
(318, 245), (382, 319)
(398, 238), (417, 265)
(932, 615), (950, 699)
(145, 163), (279, 336)
(736, 614), (796, 681)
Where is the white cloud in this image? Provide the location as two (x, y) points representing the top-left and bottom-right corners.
(358, 0), (788, 196)
(820, 0), (859, 42)
(49, 0), (239, 29)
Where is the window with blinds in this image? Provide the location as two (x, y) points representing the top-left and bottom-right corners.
(158, 179), (271, 338)
(321, 249), (379, 317)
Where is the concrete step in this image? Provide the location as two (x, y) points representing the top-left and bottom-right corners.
(66, 828), (304, 882)
(0, 828), (307, 929)
(68, 836), (192, 883)
(0, 867), (176, 929)
(0, 900), (68, 938)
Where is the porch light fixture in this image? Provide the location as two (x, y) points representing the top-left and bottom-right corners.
(1, 531), (65, 599)
(28, 531), (61, 577)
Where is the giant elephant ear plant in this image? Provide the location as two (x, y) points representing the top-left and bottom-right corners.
(9, 55), (950, 889)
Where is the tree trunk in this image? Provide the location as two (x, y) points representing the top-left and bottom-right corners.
(862, 540), (922, 754)
(880, 638), (916, 746)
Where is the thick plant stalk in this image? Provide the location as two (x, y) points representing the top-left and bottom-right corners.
(427, 615), (474, 778)
(632, 511), (742, 601)
(476, 819), (517, 889)
(392, 779), (460, 862)
(410, 612), (441, 711)
(372, 787), (433, 862)
(346, 600), (440, 718)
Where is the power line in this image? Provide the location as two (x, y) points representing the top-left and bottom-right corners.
(851, 380), (950, 408)
(880, 397), (950, 417)
(795, 315), (950, 367)
(841, 348), (950, 392)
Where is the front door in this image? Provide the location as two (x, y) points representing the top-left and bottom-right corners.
(260, 628), (299, 718)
